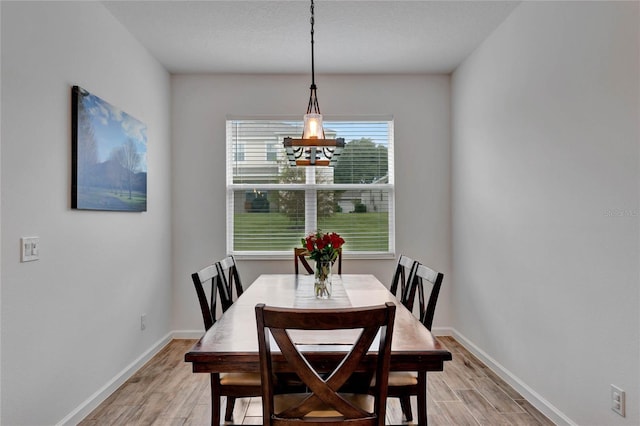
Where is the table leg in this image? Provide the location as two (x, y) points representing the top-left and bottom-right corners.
(210, 373), (221, 426)
(417, 371), (427, 425)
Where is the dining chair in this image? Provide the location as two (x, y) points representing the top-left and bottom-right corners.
(293, 247), (342, 275)
(382, 262), (444, 424)
(405, 263), (444, 330)
(389, 254), (417, 302)
(191, 263), (262, 424)
(255, 302), (396, 425)
(216, 255), (244, 312)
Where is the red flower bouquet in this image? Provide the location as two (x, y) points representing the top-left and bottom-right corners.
(302, 230), (345, 263)
(302, 230), (345, 298)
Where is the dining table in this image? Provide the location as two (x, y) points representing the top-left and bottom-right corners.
(184, 273), (452, 423)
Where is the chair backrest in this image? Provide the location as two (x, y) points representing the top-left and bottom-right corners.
(255, 302), (396, 426)
(389, 255), (417, 303)
(404, 263), (444, 330)
(294, 248), (314, 275)
(294, 247), (343, 275)
(216, 255), (243, 312)
(191, 264), (223, 331)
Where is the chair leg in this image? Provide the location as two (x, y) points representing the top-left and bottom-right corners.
(210, 374), (221, 426)
(399, 395), (413, 422)
(417, 371), (427, 425)
(224, 397), (236, 422)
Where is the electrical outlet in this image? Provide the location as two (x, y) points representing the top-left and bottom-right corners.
(611, 385), (625, 417)
(140, 314), (147, 331)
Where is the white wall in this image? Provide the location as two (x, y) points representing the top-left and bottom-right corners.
(1, 2), (172, 424)
(452, 1), (639, 424)
(171, 74), (452, 333)
(0, 2), (3, 420)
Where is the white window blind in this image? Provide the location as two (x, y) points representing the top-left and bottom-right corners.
(226, 117), (395, 257)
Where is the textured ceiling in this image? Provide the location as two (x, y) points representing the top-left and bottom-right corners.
(102, 1), (520, 74)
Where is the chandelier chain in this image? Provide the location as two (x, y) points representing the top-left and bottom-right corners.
(310, 0), (316, 87)
(307, 0), (320, 115)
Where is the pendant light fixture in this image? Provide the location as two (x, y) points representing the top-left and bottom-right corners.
(283, 0), (344, 167)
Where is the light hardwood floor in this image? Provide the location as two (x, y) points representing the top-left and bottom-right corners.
(79, 336), (555, 425)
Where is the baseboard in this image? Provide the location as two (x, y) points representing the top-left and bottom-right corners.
(451, 329), (576, 426)
(56, 332), (173, 426)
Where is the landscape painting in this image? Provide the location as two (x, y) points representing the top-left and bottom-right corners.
(72, 86), (147, 211)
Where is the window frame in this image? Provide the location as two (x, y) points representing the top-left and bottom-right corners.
(226, 116), (396, 260)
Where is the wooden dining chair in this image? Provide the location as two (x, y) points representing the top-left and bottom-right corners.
(216, 255), (244, 312)
(383, 262), (444, 424)
(293, 248), (314, 274)
(255, 302), (396, 426)
(293, 247), (342, 275)
(191, 264), (262, 424)
(389, 254), (417, 302)
(405, 263), (444, 330)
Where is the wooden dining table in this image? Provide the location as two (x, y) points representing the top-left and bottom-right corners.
(185, 274), (452, 422)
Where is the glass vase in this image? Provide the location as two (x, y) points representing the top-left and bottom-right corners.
(314, 260), (332, 299)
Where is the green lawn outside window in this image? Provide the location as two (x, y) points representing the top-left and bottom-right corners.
(234, 212), (389, 251)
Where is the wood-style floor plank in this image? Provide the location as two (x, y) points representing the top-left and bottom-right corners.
(515, 400), (557, 426)
(455, 389), (513, 425)
(79, 337), (554, 425)
(478, 377), (527, 414)
(436, 400), (482, 425)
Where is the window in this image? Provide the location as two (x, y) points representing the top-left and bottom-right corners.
(234, 143), (245, 162)
(266, 143), (277, 162)
(226, 117), (394, 257)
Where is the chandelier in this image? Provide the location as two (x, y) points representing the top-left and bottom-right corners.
(283, 0), (344, 167)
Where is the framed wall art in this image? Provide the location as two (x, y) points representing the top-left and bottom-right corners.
(72, 85), (147, 211)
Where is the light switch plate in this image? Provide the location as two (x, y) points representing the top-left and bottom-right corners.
(21, 237), (40, 262)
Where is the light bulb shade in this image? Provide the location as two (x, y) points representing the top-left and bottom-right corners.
(302, 113), (324, 139)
